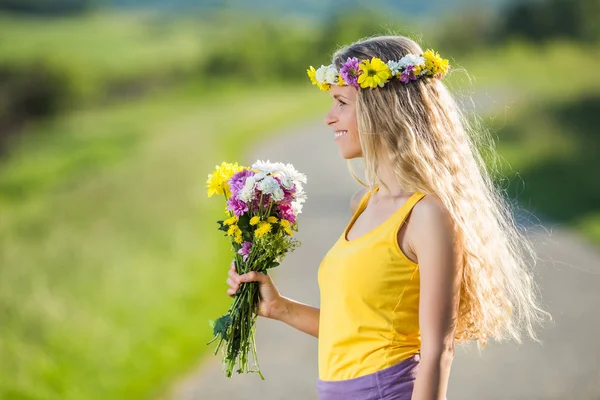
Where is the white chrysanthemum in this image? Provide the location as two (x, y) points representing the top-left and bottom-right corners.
(256, 175), (281, 195)
(240, 177), (256, 202)
(272, 188), (285, 202)
(315, 65), (328, 84)
(324, 64), (339, 85)
(398, 54), (425, 69)
(292, 200), (304, 215)
(387, 60), (403, 76)
(252, 160), (279, 175)
(253, 171), (267, 181)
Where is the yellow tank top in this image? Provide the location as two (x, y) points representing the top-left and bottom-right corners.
(317, 186), (426, 381)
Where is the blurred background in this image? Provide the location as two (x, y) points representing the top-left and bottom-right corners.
(0, 0), (599, 399)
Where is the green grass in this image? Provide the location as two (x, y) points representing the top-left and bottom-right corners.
(445, 40), (600, 103)
(0, 12), (207, 98)
(489, 92), (600, 245)
(0, 83), (328, 400)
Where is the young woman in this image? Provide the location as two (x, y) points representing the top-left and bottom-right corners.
(225, 35), (547, 400)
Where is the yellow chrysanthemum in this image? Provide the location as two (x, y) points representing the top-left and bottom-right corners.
(227, 224), (241, 237)
(337, 73), (346, 86)
(284, 227), (293, 236)
(279, 219), (291, 228)
(206, 162), (245, 198)
(266, 216), (278, 223)
(254, 222), (272, 239)
(358, 57), (392, 89)
(233, 231), (243, 244)
(422, 49), (449, 77)
(223, 216), (238, 226)
(249, 216), (260, 226)
(307, 66), (318, 86)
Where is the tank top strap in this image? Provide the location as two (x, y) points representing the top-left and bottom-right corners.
(390, 191), (427, 232)
(354, 186), (378, 217)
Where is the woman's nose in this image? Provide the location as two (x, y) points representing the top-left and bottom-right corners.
(324, 108), (337, 126)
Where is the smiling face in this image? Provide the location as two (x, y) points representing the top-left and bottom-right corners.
(324, 85), (363, 159)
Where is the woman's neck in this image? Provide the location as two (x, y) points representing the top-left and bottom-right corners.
(374, 161), (412, 198)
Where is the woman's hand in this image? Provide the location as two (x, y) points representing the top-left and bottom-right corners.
(226, 260), (286, 320)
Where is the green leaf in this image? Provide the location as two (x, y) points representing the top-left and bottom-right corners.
(212, 313), (232, 340)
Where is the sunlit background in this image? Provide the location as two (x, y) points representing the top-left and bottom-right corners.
(1, 0), (599, 399)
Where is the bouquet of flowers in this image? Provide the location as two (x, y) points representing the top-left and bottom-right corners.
(206, 160), (307, 379)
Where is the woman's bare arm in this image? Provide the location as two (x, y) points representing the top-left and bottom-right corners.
(408, 196), (462, 400)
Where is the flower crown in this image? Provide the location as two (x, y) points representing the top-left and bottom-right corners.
(307, 49), (449, 91)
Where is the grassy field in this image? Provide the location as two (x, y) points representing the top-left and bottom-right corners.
(0, 12), (207, 99)
(445, 41), (600, 245)
(1, 14), (599, 399)
(0, 83), (329, 400)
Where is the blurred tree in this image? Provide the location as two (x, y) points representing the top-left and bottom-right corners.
(316, 9), (408, 57)
(0, 0), (95, 15)
(499, 0), (600, 43)
(434, 6), (497, 54)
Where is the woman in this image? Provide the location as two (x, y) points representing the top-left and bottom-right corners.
(226, 35), (547, 400)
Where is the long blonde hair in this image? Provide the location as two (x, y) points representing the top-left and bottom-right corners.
(333, 36), (548, 345)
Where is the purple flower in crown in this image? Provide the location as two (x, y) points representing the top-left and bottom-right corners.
(400, 65), (418, 84)
(340, 57), (362, 89)
(227, 197), (249, 217)
(237, 241), (253, 262)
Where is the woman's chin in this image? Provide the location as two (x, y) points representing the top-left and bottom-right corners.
(338, 148), (362, 160)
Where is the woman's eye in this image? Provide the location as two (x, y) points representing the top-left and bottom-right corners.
(337, 100), (346, 106)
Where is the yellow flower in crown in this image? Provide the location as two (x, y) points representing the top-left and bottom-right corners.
(337, 73), (346, 86)
(358, 58), (392, 89)
(422, 49), (449, 77)
(207, 162), (245, 197)
(307, 66), (331, 92)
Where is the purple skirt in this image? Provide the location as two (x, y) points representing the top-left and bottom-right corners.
(317, 354), (420, 400)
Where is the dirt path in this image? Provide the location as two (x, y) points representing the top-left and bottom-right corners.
(169, 120), (600, 400)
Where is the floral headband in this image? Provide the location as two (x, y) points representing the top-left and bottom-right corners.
(306, 49), (449, 91)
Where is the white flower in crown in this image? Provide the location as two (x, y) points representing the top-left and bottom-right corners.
(315, 65), (329, 84)
(398, 54), (425, 69)
(324, 64), (339, 85)
(387, 60), (403, 76)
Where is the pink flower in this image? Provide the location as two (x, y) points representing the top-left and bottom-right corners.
(278, 203), (296, 224)
(237, 241), (253, 262)
(227, 197), (249, 216)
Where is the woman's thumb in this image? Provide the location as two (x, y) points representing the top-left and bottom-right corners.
(240, 271), (266, 283)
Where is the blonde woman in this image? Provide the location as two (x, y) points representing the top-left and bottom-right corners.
(226, 36), (547, 400)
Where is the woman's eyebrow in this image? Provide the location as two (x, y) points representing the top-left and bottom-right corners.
(333, 94), (347, 100)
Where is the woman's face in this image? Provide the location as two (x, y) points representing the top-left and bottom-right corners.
(324, 85), (362, 159)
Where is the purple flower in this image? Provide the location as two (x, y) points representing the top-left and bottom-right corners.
(278, 203), (296, 224)
(340, 57), (362, 89)
(227, 197), (249, 216)
(237, 241), (253, 262)
(400, 65), (418, 84)
(228, 169), (255, 197)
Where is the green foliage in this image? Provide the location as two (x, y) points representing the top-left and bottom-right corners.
(498, 0), (600, 43)
(0, 0), (94, 15)
(492, 92), (600, 243)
